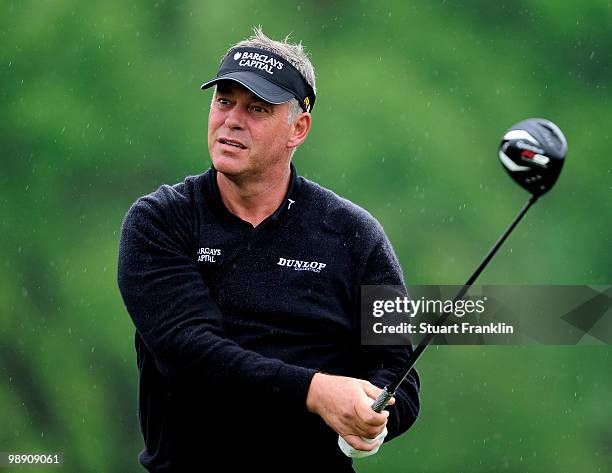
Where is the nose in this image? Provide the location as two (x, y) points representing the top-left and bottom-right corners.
(224, 105), (245, 130)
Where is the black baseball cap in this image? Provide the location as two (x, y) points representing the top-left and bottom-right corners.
(201, 47), (316, 113)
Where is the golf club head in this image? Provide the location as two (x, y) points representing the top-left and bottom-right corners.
(498, 118), (567, 196)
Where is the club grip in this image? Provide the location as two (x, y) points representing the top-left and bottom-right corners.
(371, 387), (394, 413)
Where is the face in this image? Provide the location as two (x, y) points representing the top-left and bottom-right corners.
(208, 82), (296, 180)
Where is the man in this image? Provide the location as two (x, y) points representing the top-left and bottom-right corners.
(117, 28), (420, 471)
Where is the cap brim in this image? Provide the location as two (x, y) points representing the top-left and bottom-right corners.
(201, 72), (294, 105)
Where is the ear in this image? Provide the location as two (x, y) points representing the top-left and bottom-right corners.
(287, 112), (312, 149)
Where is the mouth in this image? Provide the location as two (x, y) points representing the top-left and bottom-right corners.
(218, 137), (247, 149)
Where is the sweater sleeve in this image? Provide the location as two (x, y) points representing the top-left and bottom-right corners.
(357, 228), (420, 442)
(117, 195), (316, 409)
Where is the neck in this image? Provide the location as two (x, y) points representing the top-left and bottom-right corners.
(216, 165), (292, 227)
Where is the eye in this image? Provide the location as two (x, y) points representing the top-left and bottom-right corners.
(217, 97), (231, 105)
(251, 104), (269, 114)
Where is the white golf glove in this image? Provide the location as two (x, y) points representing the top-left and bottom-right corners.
(338, 427), (388, 458)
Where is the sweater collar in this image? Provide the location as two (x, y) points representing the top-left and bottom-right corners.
(205, 162), (302, 225)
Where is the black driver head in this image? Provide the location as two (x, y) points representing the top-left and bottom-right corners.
(498, 118), (567, 196)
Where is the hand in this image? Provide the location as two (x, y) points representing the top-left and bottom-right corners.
(339, 427), (388, 458)
(306, 373), (394, 451)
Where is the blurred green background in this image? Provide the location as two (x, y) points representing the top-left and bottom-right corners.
(2, 0), (610, 471)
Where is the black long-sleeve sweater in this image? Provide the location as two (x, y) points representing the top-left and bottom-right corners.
(117, 164), (420, 472)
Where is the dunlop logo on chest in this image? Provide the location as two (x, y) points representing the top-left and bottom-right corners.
(277, 257), (326, 273)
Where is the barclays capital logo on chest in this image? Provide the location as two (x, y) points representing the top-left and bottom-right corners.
(197, 247), (221, 263)
(277, 257), (327, 273)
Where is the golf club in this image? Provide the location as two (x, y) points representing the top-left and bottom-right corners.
(339, 117), (568, 457)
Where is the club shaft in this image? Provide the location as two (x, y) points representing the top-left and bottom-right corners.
(381, 195), (539, 399)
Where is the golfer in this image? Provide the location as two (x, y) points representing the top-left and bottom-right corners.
(117, 28), (420, 471)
